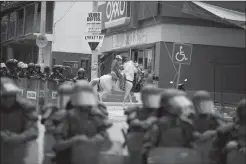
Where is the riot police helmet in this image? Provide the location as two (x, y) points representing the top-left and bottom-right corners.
(6, 59), (15, 67)
(17, 61), (24, 68)
(71, 80), (98, 107)
(34, 63), (41, 68)
(1, 62), (7, 68)
(158, 89), (193, 117)
(0, 77), (21, 96)
(57, 83), (74, 109)
(141, 84), (163, 109)
(192, 91), (215, 115)
(28, 63), (35, 68)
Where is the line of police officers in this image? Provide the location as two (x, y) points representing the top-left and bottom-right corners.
(0, 59), (88, 83)
(1, 65), (245, 164)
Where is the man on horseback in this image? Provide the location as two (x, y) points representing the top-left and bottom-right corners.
(111, 55), (125, 90)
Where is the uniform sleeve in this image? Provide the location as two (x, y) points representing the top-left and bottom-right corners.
(20, 99), (39, 142)
(181, 121), (195, 148)
(52, 112), (70, 140)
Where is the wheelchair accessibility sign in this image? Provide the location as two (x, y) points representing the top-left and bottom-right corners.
(172, 43), (193, 65)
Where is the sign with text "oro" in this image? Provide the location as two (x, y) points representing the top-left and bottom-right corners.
(86, 12), (102, 33)
(85, 35), (104, 51)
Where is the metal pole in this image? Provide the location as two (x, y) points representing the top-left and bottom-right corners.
(38, 1), (46, 65)
(91, 1), (99, 80)
(176, 64), (182, 89)
(37, 2), (46, 114)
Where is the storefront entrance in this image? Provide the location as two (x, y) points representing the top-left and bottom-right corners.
(130, 47), (155, 73)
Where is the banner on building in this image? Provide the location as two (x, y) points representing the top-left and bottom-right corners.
(85, 35), (104, 50)
(86, 12), (102, 33)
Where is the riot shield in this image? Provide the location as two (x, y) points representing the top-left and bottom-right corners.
(147, 147), (202, 164)
(47, 80), (59, 104)
(18, 78), (28, 99)
(26, 78), (39, 104)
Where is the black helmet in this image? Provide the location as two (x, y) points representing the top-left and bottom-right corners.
(6, 59), (15, 68)
(78, 68), (85, 73)
(44, 66), (50, 72)
(28, 63), (35, 68)
(34, 64), (41, 68)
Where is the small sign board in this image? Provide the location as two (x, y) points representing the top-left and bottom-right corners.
(52, 91), (58, 99)
(36, 34), (48, 48)
(86, 12), (102, 33)
(27, 91), (37, 100)
(172, 43), (193, 65)
(85, 35), (104, 51)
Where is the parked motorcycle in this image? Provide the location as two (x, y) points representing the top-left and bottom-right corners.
(170, 79), (187, 91)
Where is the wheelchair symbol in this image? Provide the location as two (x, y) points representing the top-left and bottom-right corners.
(175, 46), (188, 62)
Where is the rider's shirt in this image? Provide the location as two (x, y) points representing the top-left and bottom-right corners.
(111, 59), (121, 75)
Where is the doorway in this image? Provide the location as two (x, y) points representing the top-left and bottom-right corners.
(131, 48), (155, 73)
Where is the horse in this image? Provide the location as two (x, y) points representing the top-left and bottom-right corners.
(90, 60), (141, 107)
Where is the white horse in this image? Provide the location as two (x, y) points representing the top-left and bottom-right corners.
(90, 60), (141, 107)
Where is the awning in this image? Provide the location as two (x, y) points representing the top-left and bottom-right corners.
(182, 1), (245, 29)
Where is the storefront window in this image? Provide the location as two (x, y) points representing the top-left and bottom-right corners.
(131, 48), (154, 71)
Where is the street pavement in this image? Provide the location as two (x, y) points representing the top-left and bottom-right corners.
(28, 105), (128, 164)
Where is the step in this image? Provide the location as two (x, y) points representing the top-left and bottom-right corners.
(102, 98), (138, 102)
(111, 90), (134, 96)
(106, 94), (137, 100)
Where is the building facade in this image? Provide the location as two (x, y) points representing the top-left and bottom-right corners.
(98, 1), (246, 105)
(1, 1), (93, 77)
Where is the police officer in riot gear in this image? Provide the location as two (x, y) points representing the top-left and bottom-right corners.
(210, 98), (246, 164)
(142, 89), (198, 164)
(49, 65), (66, 83)
(124, 84), (162, 164)
(73, 68), (88, 82)
(52, 80), (112, 164)
(43, 66), (51, 80)
(17, 63), (28, 78)
(34, 63), (45, 80)
(26, 63), (36, 78)
(0, 77), (39, 164)
(6, 59), (18, 79)
(0, 62), (8, 77)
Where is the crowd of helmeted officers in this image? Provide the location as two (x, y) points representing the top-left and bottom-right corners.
(0, 59), (88, 83)
(0, 60), (245, 164)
